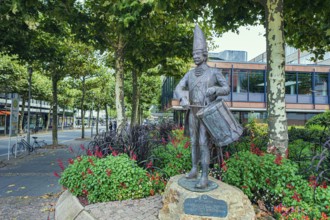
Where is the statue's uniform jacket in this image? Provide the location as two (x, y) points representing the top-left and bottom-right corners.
(174, 64), (230, 138)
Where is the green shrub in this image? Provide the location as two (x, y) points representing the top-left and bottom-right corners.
(222, 151), (330, 219)
(59, 154), (165, 203)
(288, 139), (314, 172)
(152, 129), (191, 177)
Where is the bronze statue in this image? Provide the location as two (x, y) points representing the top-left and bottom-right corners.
(174, 25), (230, 189)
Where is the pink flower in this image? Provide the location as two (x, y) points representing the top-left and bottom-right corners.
(68, 158), (74, 164)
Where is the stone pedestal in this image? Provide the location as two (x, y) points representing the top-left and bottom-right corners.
(159, 175), (255, 220)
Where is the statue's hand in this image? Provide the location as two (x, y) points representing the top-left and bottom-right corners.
(180, 97), (189, 109)
(206, 87), (216, 97)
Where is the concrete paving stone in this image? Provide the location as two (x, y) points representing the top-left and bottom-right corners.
(75, 210), (95, 220)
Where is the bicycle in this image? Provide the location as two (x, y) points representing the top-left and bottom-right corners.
(11, 136), (47, 157)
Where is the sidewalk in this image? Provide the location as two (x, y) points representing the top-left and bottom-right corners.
(0, 138), (90, 220)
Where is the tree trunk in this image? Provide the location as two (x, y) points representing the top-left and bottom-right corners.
(131, 70), (140, 127)
(52, 75), (59, 147)
(105, 103), (109, 132)
(115, 34), (126, 132)
(19, 96), (26, 134)
(265, 0), (288, 156)
(96, 107), (99, 135)
(88, 107), (92, 128)
(81, 76), (86, 139)
(61, 107), (65, 131)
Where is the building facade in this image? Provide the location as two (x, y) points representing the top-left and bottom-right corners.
(162, 60), (330, 125)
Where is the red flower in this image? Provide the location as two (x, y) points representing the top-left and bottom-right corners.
(87, 168), (93, 175)
(274, 154), (282, 165)
(53, 171), (60, 178)
(184, 141), (190, 149)
(274, 204), (283, 213)
(161, 137), (166, 145)
(96, 149), (103, 158)
(57, 159), (65, 171)
(225, 151), (230, 159)
(80, 144), (85, 151)
(120, 182), (127, 188)
(221, 161), (228, 172)
(176, 153), (182, 158)
(106, 169), (112, 177)
(321, 212), (328, 220)
(82, 189), (88, 195)
(292, 191), (301, 202)
(112, 150), (118, 156)
(265, 178), (271, 185)
(320, 181), (328, 189)
(242, 185), (248, 189)
(88, 158), (95, 166)
(68, 158), (74, 164)
(146, 161), (153, 169)
(250, 143), (264, 156)
(77, 156), (82, 162)
(286, 183), (295, 189)
(86, 149), (93, 156)
(150, 189), (155, 196)
(308, 175), (317, 188)
(130, 152), (137, 161)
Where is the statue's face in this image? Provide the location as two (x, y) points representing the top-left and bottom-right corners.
(193, 50), (205, 65)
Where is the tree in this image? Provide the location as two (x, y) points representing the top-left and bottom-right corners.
(170, 0), (329, 155)
(64, 41), (102, 138)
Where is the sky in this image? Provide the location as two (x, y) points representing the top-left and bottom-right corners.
(210, 25), (266, 60)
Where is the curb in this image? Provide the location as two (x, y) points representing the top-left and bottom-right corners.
(55, 190), (96, 220)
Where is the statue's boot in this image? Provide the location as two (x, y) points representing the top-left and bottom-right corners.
(195, 163), (209, 189)
(185, 166), (198, 179)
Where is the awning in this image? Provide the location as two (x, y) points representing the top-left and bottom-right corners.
(0, 111), (10, 115)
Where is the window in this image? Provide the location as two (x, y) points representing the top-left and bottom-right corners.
(232, 70), (248, 101)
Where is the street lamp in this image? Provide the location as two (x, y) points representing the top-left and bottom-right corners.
(27, 67), (33, 145)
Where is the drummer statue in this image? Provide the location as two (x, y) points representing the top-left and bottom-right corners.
(174, 25), (230, 189)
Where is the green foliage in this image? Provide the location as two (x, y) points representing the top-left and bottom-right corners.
(306, 111), (330, 132)
(152, 129), (191, 177)
(59, 154), (165, 203)
(222, 151), (330, 219)
(287, 139), (314, 172)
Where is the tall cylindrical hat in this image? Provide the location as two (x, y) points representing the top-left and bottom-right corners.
(193, 25), (207, 52)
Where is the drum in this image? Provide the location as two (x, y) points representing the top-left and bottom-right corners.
(196, 98), (243, 147)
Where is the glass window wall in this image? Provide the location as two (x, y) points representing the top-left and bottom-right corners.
(285, 72), (297, 103)
(297, 72), (312, 103)
(315, 73), (328, 104)
(232, 70), (248, 101)
(249, 70), (265, 102)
